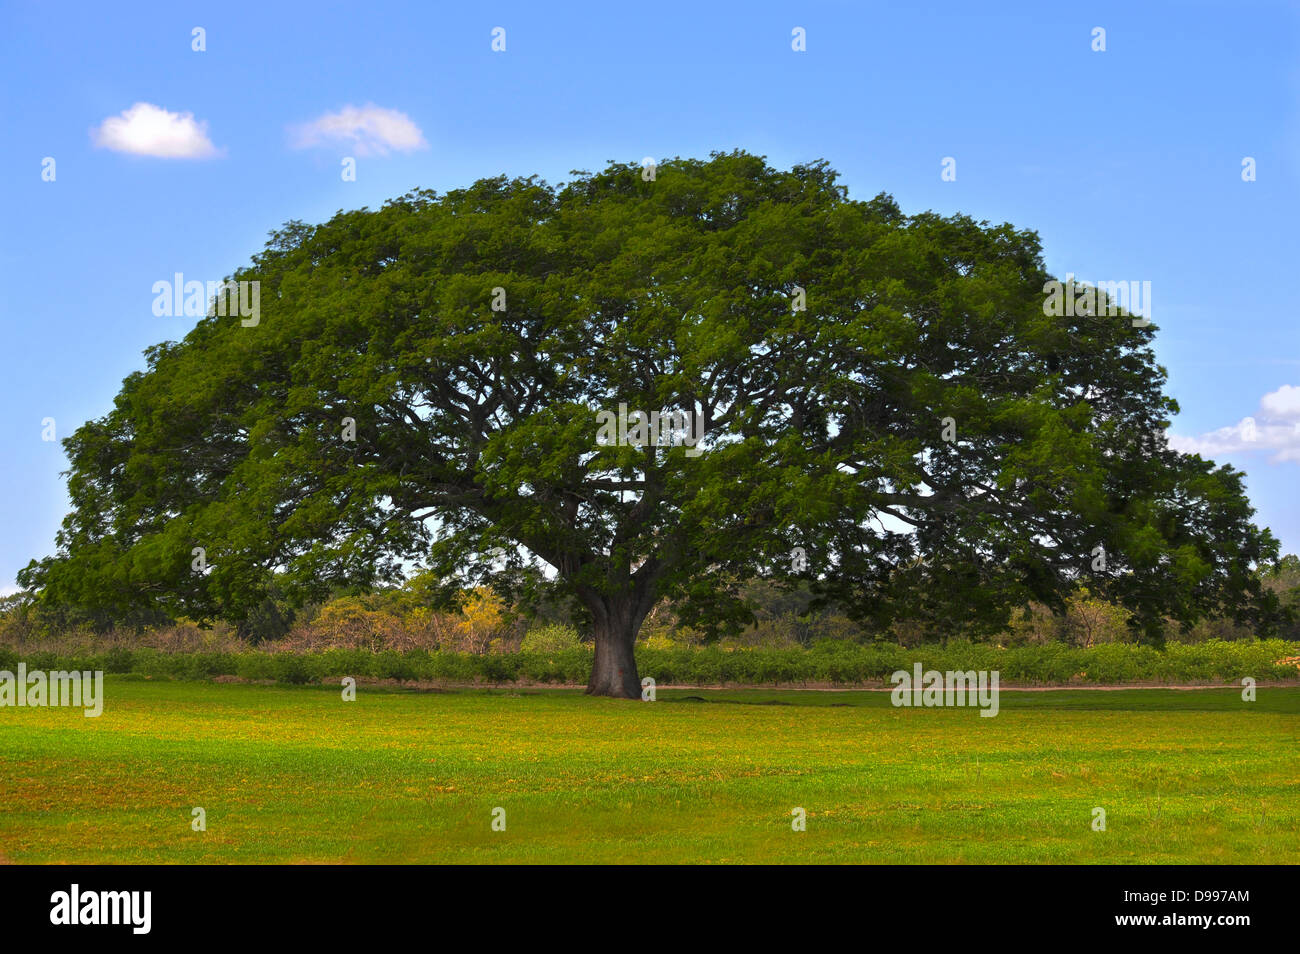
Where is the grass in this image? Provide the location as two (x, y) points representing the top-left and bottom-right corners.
(1, 678), (1296, 864)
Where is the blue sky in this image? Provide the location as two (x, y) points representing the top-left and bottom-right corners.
(1, 0), (1297, 592)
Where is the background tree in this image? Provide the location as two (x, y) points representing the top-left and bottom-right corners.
(20, 152), (1282, 696)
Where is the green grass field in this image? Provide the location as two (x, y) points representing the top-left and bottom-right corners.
(1, 678), (1296, 863)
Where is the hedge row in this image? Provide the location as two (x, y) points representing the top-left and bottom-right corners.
(1, 639), (1297, 687)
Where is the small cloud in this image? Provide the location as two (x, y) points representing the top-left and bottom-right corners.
(91, 102), (222, 159)
(1260, 384), (1300, 421)
(289, 104), (428, 157)
(1169, 385), (1300, 463)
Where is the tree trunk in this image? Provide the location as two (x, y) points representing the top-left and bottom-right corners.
(586, 610), (642, 699)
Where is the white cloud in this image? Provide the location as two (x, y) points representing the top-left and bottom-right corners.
(1168, 385), (1300, 463)
(91, 102), (222, 158)
(289, 104), (428, 157)
(1260, 384), (1300, 421)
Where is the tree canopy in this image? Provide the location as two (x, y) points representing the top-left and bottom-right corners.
(21, 151), (1282, 696)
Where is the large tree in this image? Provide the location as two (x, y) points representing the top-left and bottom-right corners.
(22, 152), (1281, 696)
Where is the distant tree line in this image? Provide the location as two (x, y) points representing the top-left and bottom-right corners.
(4, 555), (1297, 652)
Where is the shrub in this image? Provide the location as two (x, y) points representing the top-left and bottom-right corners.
(373, 650), (416, 681)
(520, 623), (583, 653)
(235, 654), (277, 682)
(271, 654), (312, 685)
(103, 646), (135, 674)
(6, 640), (1300, 687)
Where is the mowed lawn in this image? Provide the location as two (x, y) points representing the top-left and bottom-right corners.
(0, 679), (1296, 864)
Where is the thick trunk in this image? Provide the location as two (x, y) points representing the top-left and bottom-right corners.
(586, 612), (642, 699)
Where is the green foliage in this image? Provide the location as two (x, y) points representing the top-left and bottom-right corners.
(520, 622), (584, 653)
(103, 646), (136, 674)
(18, 152), (1285, 667)
(3, 640), (1295, 688)
(237, 591), (294, 644)
(270, 654), (312, 685)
